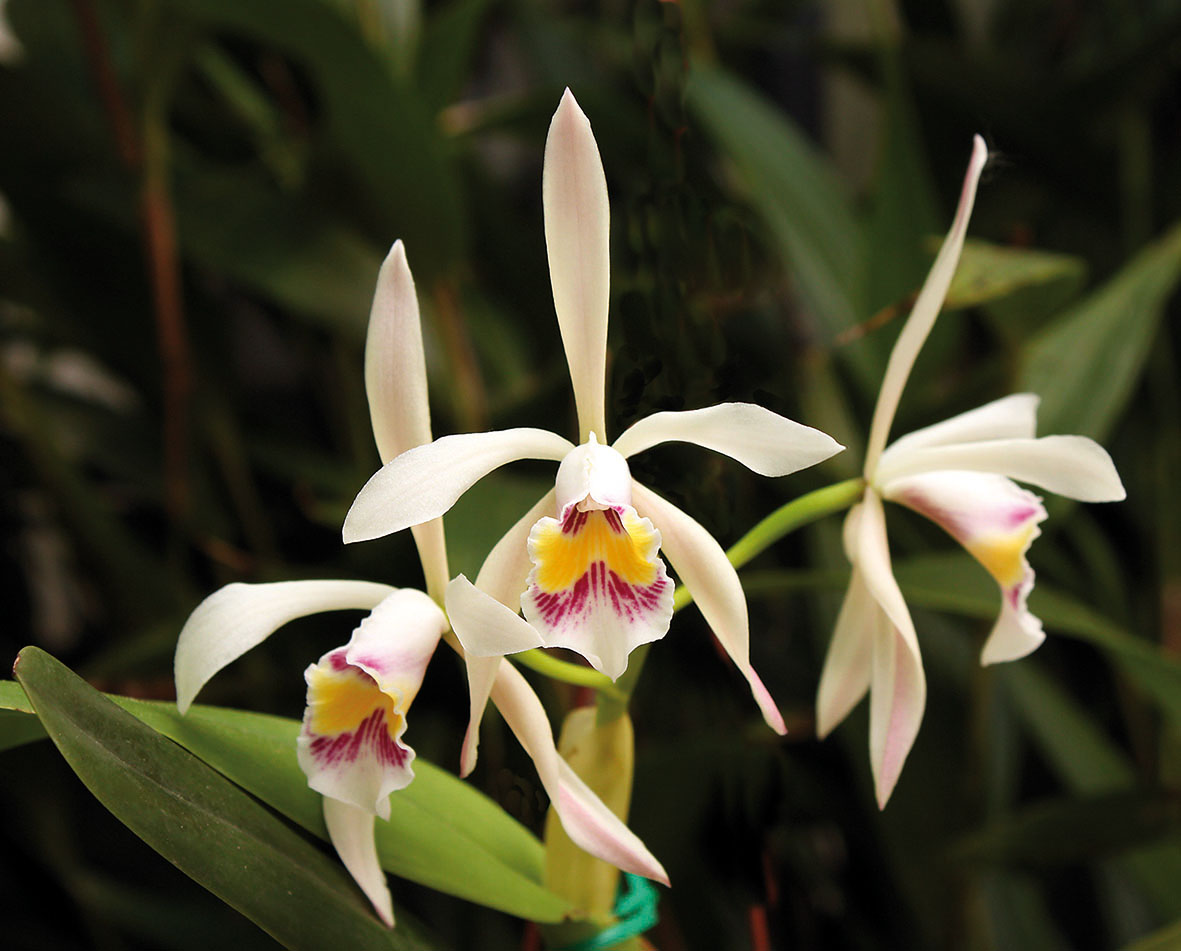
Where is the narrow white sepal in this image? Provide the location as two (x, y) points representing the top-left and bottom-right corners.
(342, 428), (573, 543)
(630, 482), (787, 734)
(815, 565), (876, 738)
(475, 490), (557, 608)
(875, 435), (1127, 503)
(882, 393), (1040, 459)
(612, 403), (844, 476)
(322, 797), (395, 928)
(445, 574), (545, 657)
(459, 654), (502, 778)
(863, 135), (989, 473)
(174, 580), (395, 714)
(544, 88), (610, 442)
(490, 662), (669, 885)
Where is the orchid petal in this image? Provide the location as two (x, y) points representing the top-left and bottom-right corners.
(490, 661), (669, 885)
(882, 394), (1039, 460)
(544, 89), (610, 442)
(815, 565), (876, 738)
(342, 429), (573, 543)
(522, 503), (673, 680)
(445, 574), (545, 657)
(612, 403), (843, 476)
(322, 797), (395, 928)
(850, 496), (926, 807)
(458, 654), (502, 778)
(882, 470), (1048, 665)
(876, 435), (1126, 503)
(174, 580), (394, 714)
(863, 136), (988, 474)
(630, 481), (786, 735)
(476, 489), (558, 608)
(297, 591), (446, 818)
(554, 437), (633, 515)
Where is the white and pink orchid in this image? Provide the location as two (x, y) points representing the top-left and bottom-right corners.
(815, 136), (1126, 807)
(342, 90), (843, 756)
(174, 241), (667, 928)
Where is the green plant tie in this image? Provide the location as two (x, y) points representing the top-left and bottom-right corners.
(556, 874), (660, 951)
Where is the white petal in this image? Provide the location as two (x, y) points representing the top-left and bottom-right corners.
(345, 589), (447, 707)
(323, 797), (395, 928)
(174, 580), (394, 714)
(863, 136), (988, 474)
(850, 495), (926, 807)
(544, 89), (610, 442)
(475, 489), (558, 608)
(445, 574), (545, 657)
(458, 654), (502, 778)
(876, 436), (1126, 502)
(490, 662), (669, 885)
(630, 482), (786, 734)
(815, 566), (877, 738)
(882, 394), (1039, 460)
(981, 593), (1045, 664)
(342, 429), (573, 543)
(612, 403), (843, 476)
(365, 241), (431, 465)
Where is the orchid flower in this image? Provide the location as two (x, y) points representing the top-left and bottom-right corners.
(815, 136), (1126, 807)
(174, 242), (667, 928)
(343, 90), (843, 755)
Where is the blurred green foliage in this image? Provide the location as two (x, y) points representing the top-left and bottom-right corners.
(1, 0), (1179, 948)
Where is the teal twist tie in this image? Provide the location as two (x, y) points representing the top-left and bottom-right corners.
(556, 874), (660, 951)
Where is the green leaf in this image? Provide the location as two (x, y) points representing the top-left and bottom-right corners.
(686, 65), (868, 351)
(12, 647), (428, 950)
(0, 676), (570, 922)
(417, 0), (493, 112)
(1019, 221), (1181, 440)
(944, 240), (1086, 311)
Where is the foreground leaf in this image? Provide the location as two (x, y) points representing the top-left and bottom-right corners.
(0, 678), (570, 922)
(12, 647), (427, 950)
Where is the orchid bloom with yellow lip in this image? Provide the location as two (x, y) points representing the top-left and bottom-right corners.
(174, 241), (668, 929)
(815, 135), (1126, 808)
(343, 90), (844, 755)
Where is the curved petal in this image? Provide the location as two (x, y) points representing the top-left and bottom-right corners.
(445, 575), (545, 657)
(881, 394), (1039, 460)
(522, 504), (673, 680)
(630, 482), (786, 735)
(174, 580), (395, 714)
(544, 88), (610, 442)
(476, 489), (557, 608)
(342, 428), (573, 543)
(458, 654), (502, 778)
(851, 495), (926, 808)
(612, 403), (843, 477)
(490, 661), (669, 885)
(346, 589), (447, 707)
(323, 797), (395, 928)
(864, 136), (989, 474)
(815, 565), (877, 738)
(883, 469), (1048, 665)
(875, 435), (1126, 503)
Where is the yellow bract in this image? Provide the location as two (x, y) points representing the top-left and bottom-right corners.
(533, 510), (659, 592)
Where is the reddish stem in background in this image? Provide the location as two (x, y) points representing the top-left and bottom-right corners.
(70, 0), (192, 522)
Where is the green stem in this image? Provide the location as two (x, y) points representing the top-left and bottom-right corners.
(516, 478), (866, 700)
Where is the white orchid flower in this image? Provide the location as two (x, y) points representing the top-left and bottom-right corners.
(343, 90), (843, 747)
(174, 243), (668, 928)
(815, 136), (1126, 808)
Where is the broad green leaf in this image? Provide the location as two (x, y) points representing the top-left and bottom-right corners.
(894, 554), (1181, 722)
(1019, 221), (1181, 440)
(944, 240), (1086, 311)
(1124, 918), (1181, 951)
(12, 647), (428, 951)
(0, 707), (44, 753)
(0, 677), (570, 922)
(686, 65), (868, 353)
